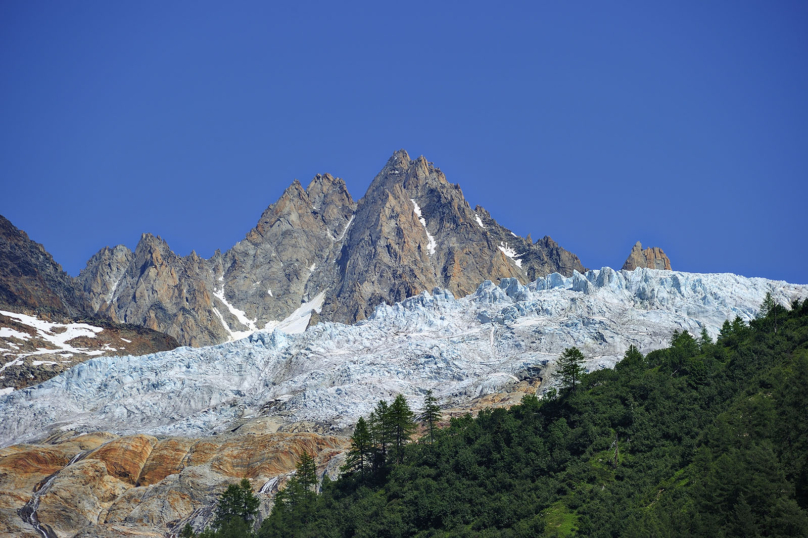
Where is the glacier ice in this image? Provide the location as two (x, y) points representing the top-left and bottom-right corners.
(0, 268), (805, 448)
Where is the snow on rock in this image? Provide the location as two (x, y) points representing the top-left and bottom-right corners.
(411, 199), (437, 255)
(474, 213), (486, 228)
(213, 279), (258, 342)
(0, 268), (805, 448)
(498, 242), (523, 267)
(0, 311), (104, 360)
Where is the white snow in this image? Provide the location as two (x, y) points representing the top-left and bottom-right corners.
(120, 338), (131, 343)
(213, 283), (259, 342)
(2, 268), (805, 448)
(264, 291), (326, 335)
(0, 328), (30, 340)
(268, 289), (273, 297)
(511, 232), (517, 237)
(498, 242), (523, 268)
(106, 275), (123, 305)
(411, 199), (437, 255)
(310, 263), (316, 272)
(474, 213), (486, 228)
(335, 215), (355, 242)
(0, 311), (104, 360)
(0, 388), (12, 396)
(32, 361), (57, 366)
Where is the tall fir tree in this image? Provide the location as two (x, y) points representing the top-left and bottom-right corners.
(342, 416), (373, 477)
(210, 478), (259, 533)
(419, 390), (441, 444)
(557, 347), (585, 392)
(369, 400), (392, 467)
(389, 394), (416, 463)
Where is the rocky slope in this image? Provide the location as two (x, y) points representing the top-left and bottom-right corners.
(0, 310), (179, 391)
(0, 429), (347, 537)
(77, 151), (585, 346)
(622, 240), (672, 271)
(2, 267), (806, 536)
(0, 215), (92, 318)
(0, 216), (180, 390)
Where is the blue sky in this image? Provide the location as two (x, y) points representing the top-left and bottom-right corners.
(1, 1), (807, 283)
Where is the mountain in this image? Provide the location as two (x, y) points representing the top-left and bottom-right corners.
(77, 151), (585, 347)
(1, 267), (805, 536)
(622, 240), (672, 270)
(0, 216), (180, 392)
(0, 214), (92, 318)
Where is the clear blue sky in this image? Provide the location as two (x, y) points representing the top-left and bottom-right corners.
(2, 1), (806, 284)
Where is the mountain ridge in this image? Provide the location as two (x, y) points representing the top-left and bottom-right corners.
(76, 150), (586, 346)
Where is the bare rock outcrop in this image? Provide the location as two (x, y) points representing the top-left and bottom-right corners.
(0, 215), (92, 318)
(0, 430), (348, 537)
(622, 241), (672, 271)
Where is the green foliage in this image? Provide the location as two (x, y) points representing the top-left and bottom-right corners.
(557, 346), (585, 391)
(342, 417), (373, 477)
(198, 478), (259, 537)
(388, 394), (416, 463)
(419, 389), (441, 444)
(213, 478), (259, 530)
(261, 305), (808, 536)
(180, 523), (196, 538)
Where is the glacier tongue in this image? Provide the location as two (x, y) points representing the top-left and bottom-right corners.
(0, 268), (805, 448)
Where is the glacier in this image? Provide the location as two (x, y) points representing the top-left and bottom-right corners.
(0, 267), (805, 448)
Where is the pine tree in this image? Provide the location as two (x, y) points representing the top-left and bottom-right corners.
(296, 451), (318, 495)
(369, 400), (392, 467)
(389, 394), (416, 463)
(419, 390), (441, 444)
(342, 416), (373, 477)
(180, 523), (196, 538)
(557, 347), (585, 392)
(211, 478), (259, 531)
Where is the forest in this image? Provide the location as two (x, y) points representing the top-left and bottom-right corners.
(193, 294), (808, 537)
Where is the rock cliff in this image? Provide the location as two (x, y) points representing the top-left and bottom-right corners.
(622, 241), (672, 271)
(78, 151), (585, 345)
(0, 429), (348, 537)
(0, 215), (92, 318)
(0, 217), (180, 391)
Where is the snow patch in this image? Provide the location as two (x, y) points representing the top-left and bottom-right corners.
(0, 311), (105, 360)
(498, 242), (523, 268)
(474, 213), (486, 228)
(264, 291), (327, 335)
(0, 387), (13, 396)
(213, 283), (258, 342)
(335, 215), (355, 242)
(411, 199), (437, 255)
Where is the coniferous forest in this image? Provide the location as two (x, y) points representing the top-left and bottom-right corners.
(199, 296), (808, 537)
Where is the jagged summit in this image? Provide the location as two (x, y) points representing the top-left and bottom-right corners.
(76, 151), (585, 346)
(622, 241), (672, 271)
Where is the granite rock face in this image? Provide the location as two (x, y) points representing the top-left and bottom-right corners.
(0, 215), (92, 318)
(0, 217), (179, 390)
(0, 429), (347, 537)
(622, 241), (672, 271)
(78, 151), (585, 345)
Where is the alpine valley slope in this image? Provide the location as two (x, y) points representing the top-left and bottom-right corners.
(1, 268), (806, 537)
(77, 150), (585, 347)
(3, 267), (805, 448)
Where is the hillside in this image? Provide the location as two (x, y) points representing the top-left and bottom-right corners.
(256, 296), (808, 537)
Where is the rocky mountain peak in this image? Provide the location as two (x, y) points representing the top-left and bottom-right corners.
(76, 151), (586, 345)
(622, 241), (672, 271)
